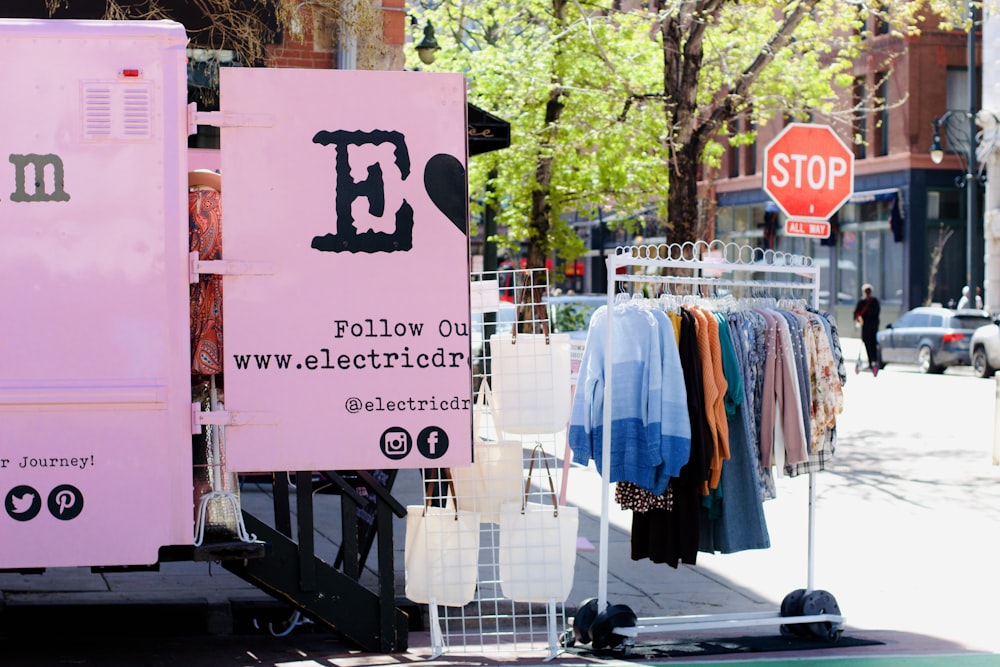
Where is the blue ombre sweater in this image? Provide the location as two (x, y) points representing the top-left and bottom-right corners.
(568, 302), (691, 495)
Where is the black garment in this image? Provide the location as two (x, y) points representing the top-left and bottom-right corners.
(631, 308), (712, 568)
(853, 295), (881, 366)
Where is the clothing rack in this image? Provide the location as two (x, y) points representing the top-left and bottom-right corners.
(591, 240), (844, 648)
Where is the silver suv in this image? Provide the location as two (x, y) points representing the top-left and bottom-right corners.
(971, 317), (1000, 378)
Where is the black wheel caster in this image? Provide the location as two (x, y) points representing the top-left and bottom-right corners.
(571, 597), (600, 645)
(589, 603), (637, 652)
(800, 589), (842, 641)
(779, 588), (810, 637)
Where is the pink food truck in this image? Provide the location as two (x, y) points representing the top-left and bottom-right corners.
(0, 20), (473, 644)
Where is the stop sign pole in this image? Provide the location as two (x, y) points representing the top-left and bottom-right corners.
(762, 123), (855, 239)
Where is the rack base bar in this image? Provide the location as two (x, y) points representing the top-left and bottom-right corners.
(628, 611), (845, 635)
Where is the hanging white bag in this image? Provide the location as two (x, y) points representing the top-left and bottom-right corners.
(498, 445), (579, 603)
(404, 471), (481, 607)
(450, 380), (524, 523)
(489, 320), (571, 435)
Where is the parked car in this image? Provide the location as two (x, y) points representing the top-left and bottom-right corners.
(545, 294), (607, 342)
(875, 306), (992, 374)
(969, 317), (1000, 378)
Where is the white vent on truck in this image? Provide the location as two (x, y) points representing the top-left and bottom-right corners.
(82, 82), (153, 141)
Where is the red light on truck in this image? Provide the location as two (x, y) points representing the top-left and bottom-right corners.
(121, 68), (141, 78)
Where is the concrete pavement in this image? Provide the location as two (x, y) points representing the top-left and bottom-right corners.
(2, 337), (1000, 664)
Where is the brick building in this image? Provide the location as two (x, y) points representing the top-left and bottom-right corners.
(711, 16), (984, 330)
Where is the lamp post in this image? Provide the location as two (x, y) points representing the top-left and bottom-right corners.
(930, 2), (981, 309)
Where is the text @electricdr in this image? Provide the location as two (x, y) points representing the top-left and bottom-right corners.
(345, 395), (472, 414)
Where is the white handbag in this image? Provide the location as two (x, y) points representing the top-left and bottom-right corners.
(404, 471), (481, 607)
(498, 445), (579, 603)
(450, 381), (524, 523)
(489, 322), (571, 434)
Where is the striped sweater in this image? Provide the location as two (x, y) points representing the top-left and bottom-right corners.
(568, 302), (691, 495)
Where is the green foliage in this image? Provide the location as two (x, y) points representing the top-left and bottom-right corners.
(409, 0), (974, 264)
(550, 301), (597, 334)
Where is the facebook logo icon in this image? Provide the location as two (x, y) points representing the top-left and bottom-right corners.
(417, 427), (448, 460)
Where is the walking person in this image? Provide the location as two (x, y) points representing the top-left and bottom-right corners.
(853, 283), (881, 376)
(956, 285), (983, 310)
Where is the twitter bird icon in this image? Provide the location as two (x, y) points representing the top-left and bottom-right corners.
(5, 485), (42, 521)
(11, 492), (36, 513)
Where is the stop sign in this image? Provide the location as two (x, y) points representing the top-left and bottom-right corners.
(762, 123), (854, 220)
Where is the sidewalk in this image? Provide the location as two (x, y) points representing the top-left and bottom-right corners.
(0, 477), (983, 665)
(2, 337), (998, 664)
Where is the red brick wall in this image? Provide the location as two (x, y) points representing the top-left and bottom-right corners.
(714, 25), (974, 183)
(265, 2), (406, 70)
(266, 6), (335, 69)
(383, 0), (405, 46)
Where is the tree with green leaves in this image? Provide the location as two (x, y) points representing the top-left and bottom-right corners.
(37, 0), (969, 274)
(410, 0), (968, 270)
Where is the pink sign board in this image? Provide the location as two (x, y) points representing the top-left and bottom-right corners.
(218, 68), (473, 472)
(0, 20), (193, 568)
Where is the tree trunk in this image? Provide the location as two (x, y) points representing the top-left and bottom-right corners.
(524, 0), (567, 272)
(656, 0), (820, 247)
(667, 139), (704, 245)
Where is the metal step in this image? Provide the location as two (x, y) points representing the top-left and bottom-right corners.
(222, 512), (409, 652)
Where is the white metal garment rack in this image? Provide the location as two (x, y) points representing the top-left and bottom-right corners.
(592, 240), (845, 647)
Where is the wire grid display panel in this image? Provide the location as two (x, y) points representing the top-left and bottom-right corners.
(436, 267), (573, 654)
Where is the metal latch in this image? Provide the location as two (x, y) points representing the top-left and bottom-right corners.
(189, 252), (276, 283)
(191, 403), (277, 435)
(187, 102), (275, 135)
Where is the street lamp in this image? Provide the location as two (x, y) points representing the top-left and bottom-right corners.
(929, 2), (982, 309)
(415, 21), (440, 65)
(929, 125), (945, 165)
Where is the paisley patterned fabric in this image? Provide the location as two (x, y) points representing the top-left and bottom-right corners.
(189, 187), (223, 377)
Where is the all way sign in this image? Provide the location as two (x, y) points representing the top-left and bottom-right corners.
(785, 219), (831, 238)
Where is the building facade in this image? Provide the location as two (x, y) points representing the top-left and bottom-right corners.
(710, 18), (983, 332)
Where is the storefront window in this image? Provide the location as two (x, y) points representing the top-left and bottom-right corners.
(714, 204), (764, 246)
(716, 207), (733, 236)
(839, 230), (859, 304)
(882, 229), (904, 303)
(776, 234), (810, 257)
(733, 207), (750, 234)
(925, 188), (965, 306)
(835, 195), (901, 305)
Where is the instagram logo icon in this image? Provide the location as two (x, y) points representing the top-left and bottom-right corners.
(380, 427), (412, 460)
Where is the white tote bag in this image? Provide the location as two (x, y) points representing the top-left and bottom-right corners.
(450, 381), (524, 523)
(489, 324), (571, 434)
(404, 473), (481, 607)
(498, 446), (579, 603)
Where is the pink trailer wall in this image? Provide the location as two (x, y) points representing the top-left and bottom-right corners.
(217, 68), (473, 472)
(0, 19), (474, 569)
(0, 20), (193, 567)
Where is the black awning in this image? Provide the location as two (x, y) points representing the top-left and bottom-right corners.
(468, 104), (510, 156)
(849, 188), (905, 242)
